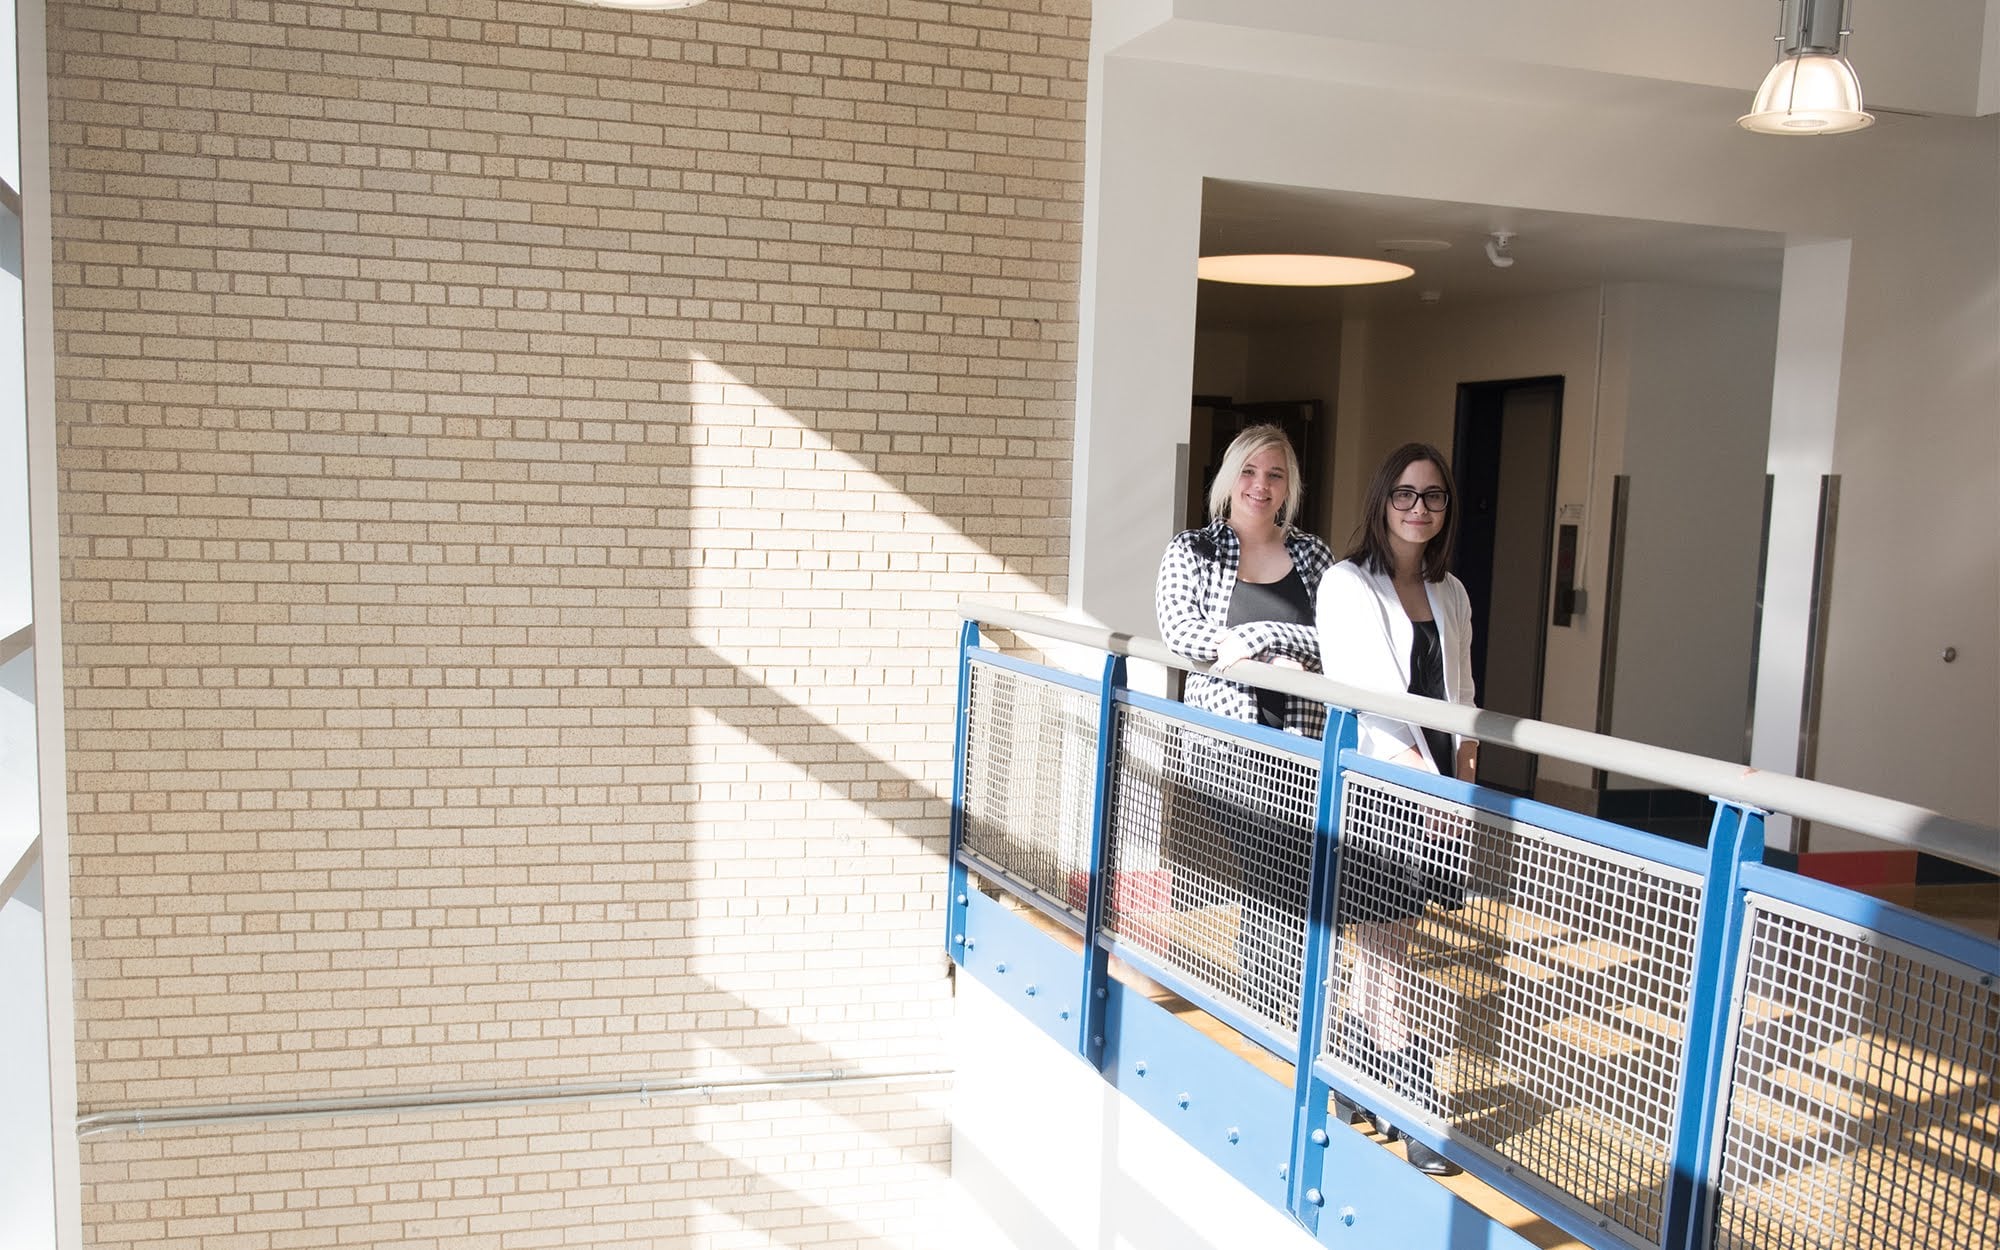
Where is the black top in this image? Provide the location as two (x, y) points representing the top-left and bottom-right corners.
(1226, 566), (1313, 729)
(1408, 618), (1457, 773)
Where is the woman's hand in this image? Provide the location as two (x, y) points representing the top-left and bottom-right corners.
(1455, 741), (1479, 783)
(1212, 628), (1256, 674)
(1390, 745), (1428, 770)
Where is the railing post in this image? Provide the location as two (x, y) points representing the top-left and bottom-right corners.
(945, 619), (982, 965)
(1076, 652), (1127, 1069)
(1286, 709), (1357, 1232)
(1663, 798), (1765, 1250)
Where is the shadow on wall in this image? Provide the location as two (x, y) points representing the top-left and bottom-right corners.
(61, 358), (1015, 1220)
(64, 334), (1069, 1098)
(50, 4), (1088, 1242)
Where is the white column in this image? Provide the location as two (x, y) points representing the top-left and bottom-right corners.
(16, 0), (81, 1239)
(1748, 241), (1850, 852)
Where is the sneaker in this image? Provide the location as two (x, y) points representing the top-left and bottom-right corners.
(1404, 1137), (1461, 1177)
(1332, 1093), (1371, 1126)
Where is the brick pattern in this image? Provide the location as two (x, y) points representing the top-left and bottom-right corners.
(78, 1084), (952, 1248)
(50, 0), (1084, 1243)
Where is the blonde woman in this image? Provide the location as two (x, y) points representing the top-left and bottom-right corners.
(1157, 425), (1334, 734)
(1155, 425), (1333, 1024)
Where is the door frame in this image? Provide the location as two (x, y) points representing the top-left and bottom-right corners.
(1451, 376), (1563, 796)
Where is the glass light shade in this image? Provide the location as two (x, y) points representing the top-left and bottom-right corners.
(1738, 53), (1874, 134)
(1197, 254), (1415, 286)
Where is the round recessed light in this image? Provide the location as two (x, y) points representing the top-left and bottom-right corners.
(1197, 254), (1415, 286)
(1377, 238), (1452, 254)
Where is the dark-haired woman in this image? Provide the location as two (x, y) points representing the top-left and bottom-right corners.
(1156, 425), (1334, 1026)
(1314, 441), (1476, 1176)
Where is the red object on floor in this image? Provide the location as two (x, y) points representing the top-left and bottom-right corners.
(1795, 850), (1919, 888)
(1069, 868), (1172, 955)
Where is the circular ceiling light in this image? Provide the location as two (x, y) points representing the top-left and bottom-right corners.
(1197, 254), (1415, 286)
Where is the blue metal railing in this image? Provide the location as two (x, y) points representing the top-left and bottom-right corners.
(947, 605), (1999, 1250)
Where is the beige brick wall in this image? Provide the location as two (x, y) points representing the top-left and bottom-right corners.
(80, 1085), (953, 1247)
(50, 0), (1085, 1243)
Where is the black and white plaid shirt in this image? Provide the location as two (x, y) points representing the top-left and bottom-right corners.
(1156, 519), (1337, 738)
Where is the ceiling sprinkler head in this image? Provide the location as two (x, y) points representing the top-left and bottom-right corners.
(1418, 289), (1442, 305)
(1484, 231), (1516, 269)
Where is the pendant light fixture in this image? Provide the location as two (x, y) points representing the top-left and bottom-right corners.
(1738, 0), (1873, 135)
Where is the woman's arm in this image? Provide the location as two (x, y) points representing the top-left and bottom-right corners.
(1228, 619), (1321, 670)
(1455, 741), (1478, 782)
(1446, 577), (1479, 780)
(1156, 534), (1228, 662)
(1444, 576), (1478, 710)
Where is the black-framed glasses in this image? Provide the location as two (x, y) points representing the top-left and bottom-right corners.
(1390, 486), (1450, 512)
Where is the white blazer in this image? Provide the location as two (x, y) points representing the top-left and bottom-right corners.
(1313, 559), (1476, 773)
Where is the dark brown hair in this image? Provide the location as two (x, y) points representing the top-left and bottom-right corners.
(1342, 442), (1459, 582)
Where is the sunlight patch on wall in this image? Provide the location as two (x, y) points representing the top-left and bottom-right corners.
(679, 349), (1062, 810)
(683, 351), (1052, 678)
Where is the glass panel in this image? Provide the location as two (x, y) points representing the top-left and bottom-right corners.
(0, 0), (16, 190)
(0, 644), (34, 868)
(0, 198), (26, 634)
(0, 857), (54, 1250)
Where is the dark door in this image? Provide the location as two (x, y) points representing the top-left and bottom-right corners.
(1452, 378), (1562, 795)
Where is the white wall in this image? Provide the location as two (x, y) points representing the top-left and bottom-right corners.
(1610, 284), (1779, 775)
(1189, 321), (1344, 537)
(1071, 17), (2000, 828)
(946, 975), (1319, 1250)
(1246, 323), (1343, 539)
(1808, 158), (2000, 840)
(1244, 322), (1343, 411)
(1155, 0), (1994, 120)
(1191, 327), (1249, 400)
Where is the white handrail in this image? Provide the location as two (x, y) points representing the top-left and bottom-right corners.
(76, 1066), (953, 1139)
(960, 602), (2000, 876)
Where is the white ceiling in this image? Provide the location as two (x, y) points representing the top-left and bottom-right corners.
(1153, 0), (1999, 120)
(1195, 180), (1792, 327)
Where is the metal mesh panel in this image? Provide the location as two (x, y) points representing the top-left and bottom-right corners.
(1325, 774), (1705, 1246)
(1106, 703), (1320, 1039)
(959, 661), (1098, 917)
(1710, 901), (2000, 1250)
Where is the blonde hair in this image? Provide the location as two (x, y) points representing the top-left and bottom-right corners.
(1207, 424), (1303, 529)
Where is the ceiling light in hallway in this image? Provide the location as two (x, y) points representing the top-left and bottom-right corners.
(1739, 0), (1874, 134)
(1197, 254), (1414, 286)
